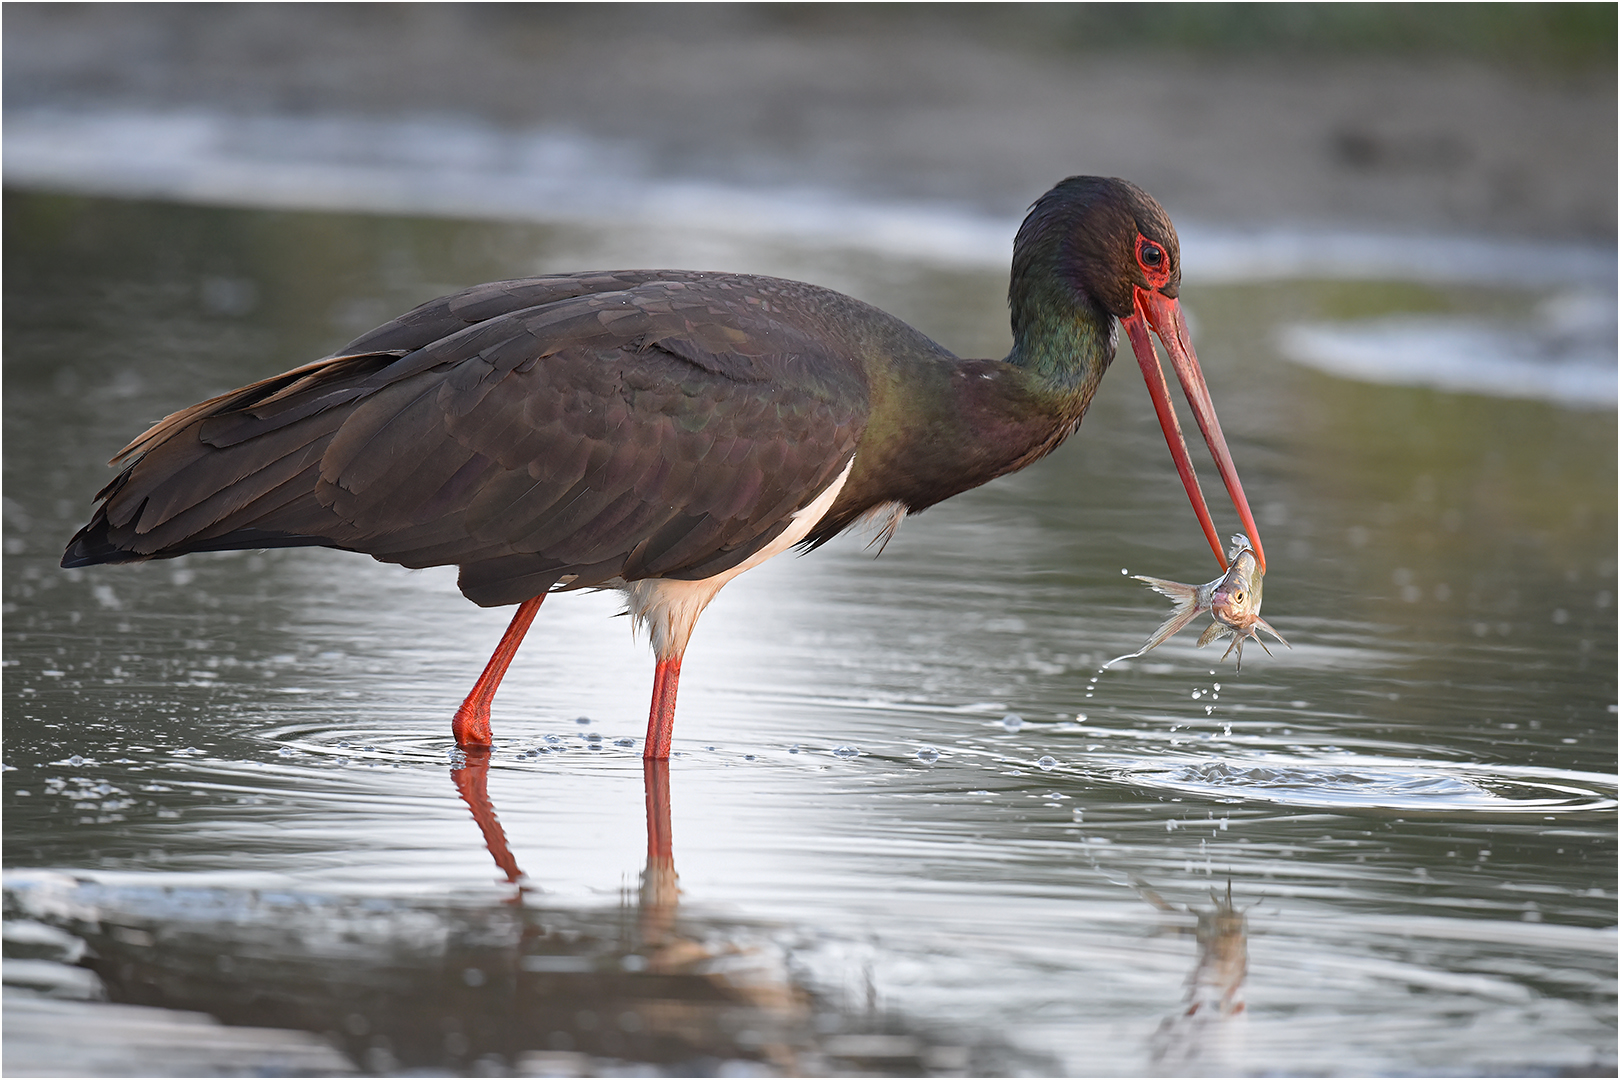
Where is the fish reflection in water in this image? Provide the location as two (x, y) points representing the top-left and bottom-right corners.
(1135, 878), (1251, 1077)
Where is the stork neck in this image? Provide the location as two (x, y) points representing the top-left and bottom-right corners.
(1005, 276), (1117, 397)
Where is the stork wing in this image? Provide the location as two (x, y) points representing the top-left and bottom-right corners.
(66, 273), (870, 606)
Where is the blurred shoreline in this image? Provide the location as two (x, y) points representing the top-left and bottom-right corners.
(4, 3), (1615, 243)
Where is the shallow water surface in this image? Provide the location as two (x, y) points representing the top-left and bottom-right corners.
(4, 192), (1615, 1076)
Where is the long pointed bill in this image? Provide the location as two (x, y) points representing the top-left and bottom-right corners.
(1122, 288), (1266, 572)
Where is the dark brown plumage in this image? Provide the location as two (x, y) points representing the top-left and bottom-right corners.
(64, 177), (1266, 759)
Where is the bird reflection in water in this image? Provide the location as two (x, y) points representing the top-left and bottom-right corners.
(1137, 878), (1251, 1076)
(447, 753), (815, 1073)
(27, 758), (1054, 1074)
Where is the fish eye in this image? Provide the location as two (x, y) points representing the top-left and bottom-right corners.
(1234, 592), (1244, 602)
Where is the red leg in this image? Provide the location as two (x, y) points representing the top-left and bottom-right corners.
(453, 595), (544, 747)
(642, 654), (682, 760)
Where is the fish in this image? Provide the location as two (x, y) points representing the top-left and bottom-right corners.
(1106, 535), (1288, 671)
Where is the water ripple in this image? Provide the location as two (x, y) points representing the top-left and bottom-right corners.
(1097, 753), (1616, 816)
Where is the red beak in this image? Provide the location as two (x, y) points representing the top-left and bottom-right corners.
(1122, 287), (1266, 572)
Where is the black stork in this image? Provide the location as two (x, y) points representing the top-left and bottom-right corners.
(62, 176), (1266, 759)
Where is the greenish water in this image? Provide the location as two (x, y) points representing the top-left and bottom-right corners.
(4, 192), (1614, 1076)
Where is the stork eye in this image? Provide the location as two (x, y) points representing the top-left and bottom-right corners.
(1135, 236), (1170, 282)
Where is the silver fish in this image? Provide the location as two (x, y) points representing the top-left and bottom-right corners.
(1107, 535), (1288, 670)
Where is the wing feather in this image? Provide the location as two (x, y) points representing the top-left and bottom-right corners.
(66, 273), (871, 604)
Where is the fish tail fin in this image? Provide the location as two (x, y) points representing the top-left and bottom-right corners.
(1132, 577), (1207, 653)
(1106, 575), (1217, 668)
(1104, 578), (1206, 668)
(1133, 575), (1202, 607)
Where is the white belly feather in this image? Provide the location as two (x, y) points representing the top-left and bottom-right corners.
(618, 455), (857, 660)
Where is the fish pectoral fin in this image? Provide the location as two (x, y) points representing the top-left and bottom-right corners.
(1196, 620), (1230, 648)
(1255, 616), (1290, 648)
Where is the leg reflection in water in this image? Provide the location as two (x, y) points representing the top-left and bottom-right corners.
(449, 747), (526, 888)
(640, 758), (680, 944)
(446, 750), (680, 927)
(445, 750), (815, 1072)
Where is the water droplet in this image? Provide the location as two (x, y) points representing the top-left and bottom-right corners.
(832, 745), (859, 758)
(1074, 712), (1087, 723)
(614, 737), (635, 747)
(788, 744), (800, 754)
(1037, 756), (1058, 770)
(1001, 714), (1023, 732)
(574, 716), (592, 726)
(916, 747), (939, 763)
(68, 755), (85, 766)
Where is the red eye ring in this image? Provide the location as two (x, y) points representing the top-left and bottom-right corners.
(1135, 235), (1172, 287)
